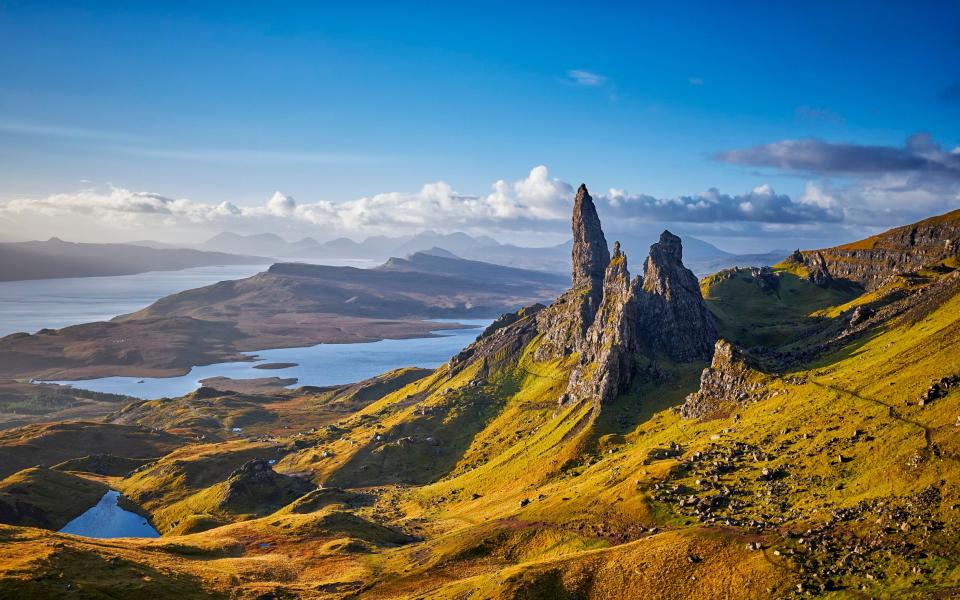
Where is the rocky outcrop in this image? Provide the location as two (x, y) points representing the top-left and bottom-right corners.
(703, 265), (779, 293)
(806, 252), (833, 287)
(565, 242), (639, 405)
(449, 304), (543, 377)
(636, 231), (717, 362)
(222, 458), (314, 509)
(681, 340), (767, 419)
(533, 188), (718, 406)
(799, 209), (960, 290)
(535, 185), (610, 360)
(917, 375), (959, 407)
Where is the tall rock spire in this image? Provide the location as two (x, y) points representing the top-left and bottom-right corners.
(571, 184), (610, 290)
(534, 184), (611, 360)
(535, 189), (716, 406)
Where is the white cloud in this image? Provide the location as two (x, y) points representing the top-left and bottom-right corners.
(4, 161), (954, 246)
(688, 77), (704, 86)
(0, 167), (576, 240)
(602, 184), (843, 224)
(267, 191), (296, 216)
(566, 70), (607, 87)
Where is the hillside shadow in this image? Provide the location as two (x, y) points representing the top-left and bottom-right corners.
(796, 326), (887, 372)
(591, 360), (706, 440)
(326, 376), (518, 488)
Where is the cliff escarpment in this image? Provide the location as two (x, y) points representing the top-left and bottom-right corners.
(797, 209), (960, 289)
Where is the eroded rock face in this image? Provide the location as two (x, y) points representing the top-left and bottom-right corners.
(681, 340), (767, 419)
(565, 242), (639, 405)
(799, 210), (960, 290)
(571, 184), (611, 290)
(535, 184), (610, 360)
(449, 303), (543, 377)
(636, 231), (717, 362)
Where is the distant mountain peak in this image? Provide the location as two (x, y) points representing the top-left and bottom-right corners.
(416, 246), (460, 259)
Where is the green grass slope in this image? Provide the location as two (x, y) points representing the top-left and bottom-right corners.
(0, 221), (957, 598)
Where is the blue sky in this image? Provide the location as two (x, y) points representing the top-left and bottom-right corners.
(1, 1), (958, 251)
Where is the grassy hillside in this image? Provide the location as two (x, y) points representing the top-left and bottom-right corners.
(0, 422), (187, 479)
(0, 467), (108, 530)
(0, 213), (958, 597)
(700, 265), (861, 350)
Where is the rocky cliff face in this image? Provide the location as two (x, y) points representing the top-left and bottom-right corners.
(680, 340), (768, 419)
(449, 303), (543, 378)
(636, 231), (717, 362)
(565, 242), (639, 405)
(799, 209), (960, 290)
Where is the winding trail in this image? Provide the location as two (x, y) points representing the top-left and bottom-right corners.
(809, 379), (960, 464)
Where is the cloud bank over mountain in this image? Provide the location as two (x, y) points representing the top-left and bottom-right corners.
(2, 134), (957, 250)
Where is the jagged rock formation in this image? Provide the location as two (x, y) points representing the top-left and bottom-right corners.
(535, 185), (610, 360)
(532, 187), (716, 406)
(702, 265), (780, 293)
(565, 242), (639, 405)
(636, 231), (717, 362)
(449, 304), (543, 378)
(681, 340), (768, 419)
(799, 209), (960, 290)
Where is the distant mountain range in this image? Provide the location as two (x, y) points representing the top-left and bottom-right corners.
(196, 230), (501, 260)
(1, 229), (787, 284)
(0, 238), (270, 282)
(186, 230), (786, 276)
